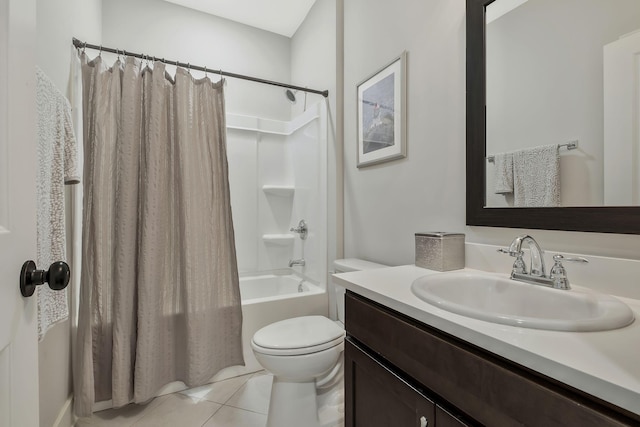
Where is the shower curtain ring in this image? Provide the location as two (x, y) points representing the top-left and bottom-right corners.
(82, 42), (86, 54)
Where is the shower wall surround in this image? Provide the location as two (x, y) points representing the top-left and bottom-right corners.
(227, 104), (328, 287)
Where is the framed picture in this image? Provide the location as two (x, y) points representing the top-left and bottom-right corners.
(357, 51), (407, 168)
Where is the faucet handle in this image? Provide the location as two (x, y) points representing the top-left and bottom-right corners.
(550, 254), (588, 290)
(498, 248), (526, 275)
(553, 254), (588, 264)
(290, 219), (308, 240)
(497, 248), (523, 257)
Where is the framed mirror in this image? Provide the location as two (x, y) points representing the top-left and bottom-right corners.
(466, 0), (640, 234)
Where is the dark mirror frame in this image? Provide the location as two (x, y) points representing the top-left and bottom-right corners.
(466, 0), (640, 234)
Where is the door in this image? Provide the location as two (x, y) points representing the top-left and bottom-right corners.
(604, 30), (640, 205)
(0, 0), (39, 425)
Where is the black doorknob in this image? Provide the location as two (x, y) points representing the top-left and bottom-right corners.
(19, 260), (70, 297)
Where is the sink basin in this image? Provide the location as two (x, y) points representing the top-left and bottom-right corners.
(411, 271), (635, 332)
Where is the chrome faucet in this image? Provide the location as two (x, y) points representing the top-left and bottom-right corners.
(288, 258), (306, 267)
(498, 234), (587, 290)
(508, 234), (546, 277)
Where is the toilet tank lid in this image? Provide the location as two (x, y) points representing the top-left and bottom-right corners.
(333, 258), (388, 272)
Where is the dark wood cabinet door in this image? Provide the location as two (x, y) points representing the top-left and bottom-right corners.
(436, 405), (471, 427)
(345, 338), (435, 427)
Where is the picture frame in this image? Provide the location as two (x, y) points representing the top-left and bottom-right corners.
(357, 51), (407, 168)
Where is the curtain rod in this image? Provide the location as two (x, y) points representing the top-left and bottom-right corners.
(72, 37), (329, 98)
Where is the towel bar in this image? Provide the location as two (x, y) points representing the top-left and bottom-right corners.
(487, 140), (579, 163)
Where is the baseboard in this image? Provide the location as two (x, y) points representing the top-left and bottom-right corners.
(52, 395), (76, 427)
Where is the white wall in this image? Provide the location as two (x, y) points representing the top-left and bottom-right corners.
(344, 0), (467, 266)
(343, 0), (640, 270)
(36, 1), (101, 426)
(485, 0), (640, 207)
(102, 0), (292, 121)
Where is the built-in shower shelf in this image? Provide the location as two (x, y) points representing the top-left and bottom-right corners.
(262, 185), (295, 197)
(262, 234), (295, 245)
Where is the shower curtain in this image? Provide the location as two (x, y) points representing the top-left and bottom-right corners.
(74, 54), (244, 417)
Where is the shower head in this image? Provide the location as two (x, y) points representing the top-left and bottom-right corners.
(285, 89), (297, 103)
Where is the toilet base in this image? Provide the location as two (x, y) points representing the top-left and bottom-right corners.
(267, 377), (320, 427)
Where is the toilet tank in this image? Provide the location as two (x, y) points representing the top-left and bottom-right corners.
(332, 258), (387, 324)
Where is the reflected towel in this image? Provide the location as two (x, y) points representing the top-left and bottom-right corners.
(513, 144), (560, 207)
(493, 152), (514, 194)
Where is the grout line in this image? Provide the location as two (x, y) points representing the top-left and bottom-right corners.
(223, 403), (269, 416)
(199, 403), (224, 427)
(196, 373), (254, 406)
(223, 374), (254, 405)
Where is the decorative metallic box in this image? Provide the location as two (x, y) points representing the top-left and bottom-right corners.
(415, 232), (465, 271)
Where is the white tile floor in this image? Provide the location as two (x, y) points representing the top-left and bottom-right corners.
(75, 372), (271, 427)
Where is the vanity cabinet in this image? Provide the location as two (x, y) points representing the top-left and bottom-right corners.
(344, 291), (639, 427)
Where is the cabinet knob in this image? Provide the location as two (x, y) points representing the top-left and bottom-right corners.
(420, 415), (428, 427)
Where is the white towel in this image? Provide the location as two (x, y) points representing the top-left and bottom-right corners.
(493, 152), (514, 194)
(513, 144), (560, 207)
(36, 68), (80, 340)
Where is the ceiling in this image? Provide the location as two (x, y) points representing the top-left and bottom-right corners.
(163, 0), (317, 37)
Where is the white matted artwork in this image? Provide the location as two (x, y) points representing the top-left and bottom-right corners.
(357, 51), (407, 168)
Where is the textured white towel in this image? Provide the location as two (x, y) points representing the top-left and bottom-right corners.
(513, 144), (560, 207)
(493, 152), (514, 194)
(36, 68), (80, 341)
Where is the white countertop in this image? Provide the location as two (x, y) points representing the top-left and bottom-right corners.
(333, 265), (640, 416)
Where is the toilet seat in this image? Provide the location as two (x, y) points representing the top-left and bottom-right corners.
(251, 315), (346, 356)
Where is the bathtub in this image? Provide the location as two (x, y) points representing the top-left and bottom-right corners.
(240, 272), (324, 301)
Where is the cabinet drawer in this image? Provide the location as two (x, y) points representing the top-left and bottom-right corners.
(345, 338), (435, 427)
(345, 292), (636, 427)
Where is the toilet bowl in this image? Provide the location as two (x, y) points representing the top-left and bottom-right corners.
(251, 259), (387, 427)
(251, 316), (345, 427)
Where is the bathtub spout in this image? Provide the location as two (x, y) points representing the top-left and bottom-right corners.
(289, 258), (306, 267)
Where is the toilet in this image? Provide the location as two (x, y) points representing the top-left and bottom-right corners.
(251, 258), (387, 427)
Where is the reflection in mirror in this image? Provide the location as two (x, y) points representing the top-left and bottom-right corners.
(484, 0), (640, 208)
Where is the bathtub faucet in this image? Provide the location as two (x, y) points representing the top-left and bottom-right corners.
(289, 258), (306, 267)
